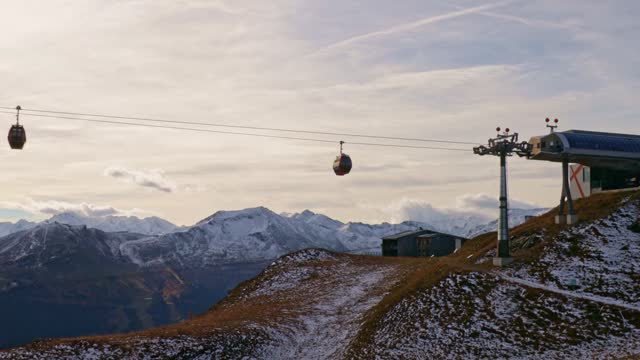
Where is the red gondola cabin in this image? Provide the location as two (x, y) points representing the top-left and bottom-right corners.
(333, 153), (352, 176)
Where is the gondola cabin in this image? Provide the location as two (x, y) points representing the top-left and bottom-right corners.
(333, 154), (352, 176)
(8, 124), (26, 150)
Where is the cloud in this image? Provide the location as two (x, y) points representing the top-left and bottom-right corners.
(474, 10), (578, 30)
(311, 0), (517, 56)
(1, 0), (636, 226)
(456, 193), (543, 211)
(104, 167), (176, 193)
(0, 199), (142, 218)
(388, 198), (487, 223)
(386, 193), (544, 224)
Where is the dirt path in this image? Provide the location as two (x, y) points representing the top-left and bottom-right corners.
(500, 274), (640, 312)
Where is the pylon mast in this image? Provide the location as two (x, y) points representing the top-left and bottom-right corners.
(473, 128), (532, 266)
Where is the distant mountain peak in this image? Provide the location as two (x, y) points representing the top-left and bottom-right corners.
(47, 212), (180, 235)
(197, 206), (278, 225)
(0, 204), (550, 268)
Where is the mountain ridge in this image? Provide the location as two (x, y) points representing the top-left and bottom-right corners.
(0, 204), (545, 349)
(0, 206), (547, 267)
(0, 205), (546, 240)
(3, 190), (636, 359)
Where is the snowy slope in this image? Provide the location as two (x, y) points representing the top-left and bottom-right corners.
(289, 208), (547, 239)
(120, 207), (394, 267)
(0, 213), (180, 239)
(504, 198), (640, 307)
(0, 219), (36, 237)
(366, 271), (639, 359)
(0, 222), (144, 270)
(0, 206), (548, 267)
(0, 249), (400, 359)
(289, 208), (546, 249)
(2, 195), (637, 359)
(120, 207), (466, 267)
(361, 198), (640, 359)
(49, 212), (181, 235)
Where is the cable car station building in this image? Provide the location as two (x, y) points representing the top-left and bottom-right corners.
(528, 129), (640, 224)
(382, 229), (466, 257)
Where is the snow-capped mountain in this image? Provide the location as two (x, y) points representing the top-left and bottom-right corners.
(0, 222), (145, 269)
(289, 208), (548, 242)
(0, 222), (265, 349)
(120, 206), (548, 267)
(0, 208), (429, 269)
(286, 210), (345, 229)
(49, 212), (181, 235)
(0, 219), (37, 237)
(6, 192), (635, 360)
(0, 205), (550, 349)
(0, 206), (549, 267)
(120, 207), (412, 267)
(0, 212), (181, 238)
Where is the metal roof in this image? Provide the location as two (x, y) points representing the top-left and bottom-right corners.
(563, 130), (640, 153)
(383, 229), (466, 240)
(382, 229), (433, 240)
(528, 130), (640, 172)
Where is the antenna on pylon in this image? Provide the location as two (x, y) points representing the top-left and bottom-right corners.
(546, 117), (559, 133)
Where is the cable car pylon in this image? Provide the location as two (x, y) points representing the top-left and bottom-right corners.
(473, 127), (532, 266)
(8, 105), (26, 150)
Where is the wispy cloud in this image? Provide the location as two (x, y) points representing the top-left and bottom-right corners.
(1, 0), (636, 226)
(473, 10), (578, 30)
(104, 167), (176, 193)
(310, 0), (517, 56)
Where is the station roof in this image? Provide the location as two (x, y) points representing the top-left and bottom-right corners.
(382, 229), (466, 240)
(528, 130), (640, 172)
(382, 229), (433, 240)
(563, 130), (640, 153)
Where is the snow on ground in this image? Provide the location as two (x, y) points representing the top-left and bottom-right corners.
(235, 249), (400, 360)
(1, 249), (397, 360)
(363, 200), (640, 359)
(3, 197), (638, 359)
(0, 331), (268, 360)
(242, 250), (337, 298)
(505, 200), (640, 307)
(275, 248), (337, 264)
(258, 267), (394, 359)
(366, 272), (640, 360)
(500, 275), (640, 312)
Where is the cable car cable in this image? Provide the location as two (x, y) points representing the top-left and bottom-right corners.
(0, 105), (480, 145)
(0, 110), (472, 152)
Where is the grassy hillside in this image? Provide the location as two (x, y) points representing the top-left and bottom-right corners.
(2, 190), (640, 359)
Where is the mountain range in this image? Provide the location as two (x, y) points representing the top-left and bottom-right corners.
(0, 206), (547, 263)
(3, 191), (637, 359)
(0, 212), (180, 237)
(0, 205), (546, 349)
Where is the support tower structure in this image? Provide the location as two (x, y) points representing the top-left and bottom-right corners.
(473, 128), (532, 266)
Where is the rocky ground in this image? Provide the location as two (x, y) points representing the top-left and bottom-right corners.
(2, 191), (639, 359)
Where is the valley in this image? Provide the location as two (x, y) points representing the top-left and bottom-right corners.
(1, 190), (638, 359)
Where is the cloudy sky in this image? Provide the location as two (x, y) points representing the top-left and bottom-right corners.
(0, 0), (638, 225)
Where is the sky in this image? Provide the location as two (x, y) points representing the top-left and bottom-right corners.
(0, 0), (638, 225)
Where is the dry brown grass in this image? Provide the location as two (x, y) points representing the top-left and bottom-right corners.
(347, 189), (640, 355)
(11, 189), (640, 355)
